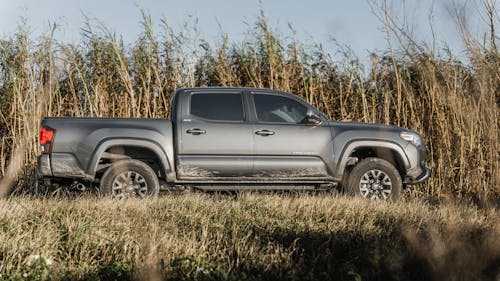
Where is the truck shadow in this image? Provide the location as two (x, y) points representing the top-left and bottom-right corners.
(225, 225), (499, 281)
(221, 226), (433, 281)
(161, 224), (499, 281)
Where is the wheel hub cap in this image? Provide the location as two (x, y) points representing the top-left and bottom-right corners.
(111, 171), (148, 199)
(359, 169), (392, 200)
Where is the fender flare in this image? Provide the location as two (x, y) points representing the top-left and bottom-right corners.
(334, 140), (410, 180)
(86, 138), (173, 179)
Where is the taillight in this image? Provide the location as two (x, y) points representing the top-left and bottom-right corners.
(40, 127), (55, 154)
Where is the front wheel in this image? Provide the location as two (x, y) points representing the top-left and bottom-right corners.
(100, 159), (159, 199)
(346, 157), (402, 200)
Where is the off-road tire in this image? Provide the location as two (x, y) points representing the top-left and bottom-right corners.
(346, 157), (402, 200)
(100, 159), (159, 198)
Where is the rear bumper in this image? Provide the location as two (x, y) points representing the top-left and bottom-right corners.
(37, 153), (86, 178)
(37, 155), (52, 177)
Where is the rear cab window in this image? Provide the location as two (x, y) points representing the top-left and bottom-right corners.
(190, 93), (244, 121)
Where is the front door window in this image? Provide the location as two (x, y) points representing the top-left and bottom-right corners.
(253, 94), (308, 124)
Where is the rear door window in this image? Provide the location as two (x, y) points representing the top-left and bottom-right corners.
(190, 93), (244, 121)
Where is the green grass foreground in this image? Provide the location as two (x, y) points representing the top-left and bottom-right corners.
(0, 193), (498, 281)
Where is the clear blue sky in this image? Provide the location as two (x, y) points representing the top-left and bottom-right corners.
(0, 0), (491, 64)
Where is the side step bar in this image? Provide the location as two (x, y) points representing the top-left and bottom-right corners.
(160, 183), (337, 192)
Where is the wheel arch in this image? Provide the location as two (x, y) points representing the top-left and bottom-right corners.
(87, 138), (175, 181)
(335, 140), (410, 181)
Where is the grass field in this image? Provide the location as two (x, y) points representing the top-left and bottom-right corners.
(0, 193), (498, 281)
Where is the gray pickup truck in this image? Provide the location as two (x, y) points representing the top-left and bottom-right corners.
(37, 87), (430, 199)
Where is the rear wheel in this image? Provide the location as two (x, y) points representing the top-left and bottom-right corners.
(346, 157), (402, 200)
(100, 159), (159, 199)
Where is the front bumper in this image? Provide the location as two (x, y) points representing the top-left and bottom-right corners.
(401, 139), (432, 185)
(405, 167), (432, 185)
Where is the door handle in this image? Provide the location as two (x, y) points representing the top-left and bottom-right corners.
(186, 128), (206, 135)
(255, 130), (275, 136)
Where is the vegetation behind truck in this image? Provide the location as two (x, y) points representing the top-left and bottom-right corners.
(37, 87), (431, 199)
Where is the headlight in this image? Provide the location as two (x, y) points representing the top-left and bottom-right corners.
(400, 131), (422, 147)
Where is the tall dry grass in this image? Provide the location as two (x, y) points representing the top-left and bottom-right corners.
(0, 5), (498, 200)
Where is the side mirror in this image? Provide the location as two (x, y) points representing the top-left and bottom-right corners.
(305, 111), (322, 126)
